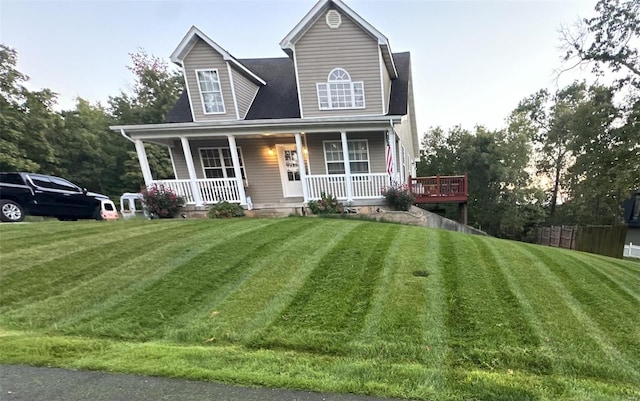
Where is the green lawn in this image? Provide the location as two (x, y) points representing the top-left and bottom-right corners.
(0, 218), (638, 400)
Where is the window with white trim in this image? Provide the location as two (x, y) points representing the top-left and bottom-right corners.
(323, 140), (370, 174)
(196, 70), (225, 114)
(199, 148), (246, 180)
(317, 68), (365, 110)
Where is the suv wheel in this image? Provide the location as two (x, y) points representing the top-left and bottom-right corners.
(1, 200), (25, 222)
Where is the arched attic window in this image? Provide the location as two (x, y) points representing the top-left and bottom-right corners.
(316, 68), (365, 110)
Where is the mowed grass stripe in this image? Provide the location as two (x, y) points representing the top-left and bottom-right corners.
(586, 254), (640, 280)
(0, 221), (219, 308)
(568, 252), (640, 302)
(167, 219), (360, 344)
(506, 244), (626, 380)
(254, 223), (398, 354)
(355, 227), (430, 359)
(1, 219), (262, 329)
(0, 221), (122, 251)
(467, 237), (546, 367)
(518, 245), (639, 381)
(442, 232), (541, 372)
(63, 218), (316, 341)
(0, 221), (186, 277)
(561, 251), (640, 329)
(440, 232), (544, 401)
(0, 221), (107, 248)
(354, 226), (447, 397)
(478, 239), (568, 397)
(238, 220), (365, 344)
(525, 245), (640, 376)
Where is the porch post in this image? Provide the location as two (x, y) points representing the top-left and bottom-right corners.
(180, 136), (203, 205)
(227, 135), (247, 205)
(340, 131), (353, 201)
(295, 132), (309, 202)
(134, 139), (153, 187)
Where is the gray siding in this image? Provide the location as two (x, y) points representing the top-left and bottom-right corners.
(183, 39), (237, 122)
(238, 138), (284, 204)
(171, 137), (285, 204)
(232, 69), (259, 119)
(295, 6), (383, 118)
(304, 131), (386, 175)
(169, 143), (189, 179)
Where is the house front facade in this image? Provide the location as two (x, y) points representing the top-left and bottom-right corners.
(111, 0), (419, 210)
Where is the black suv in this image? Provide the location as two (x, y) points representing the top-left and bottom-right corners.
(0, 172), (110, 222)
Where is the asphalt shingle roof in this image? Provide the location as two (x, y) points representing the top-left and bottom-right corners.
(165, 52), (411, 124)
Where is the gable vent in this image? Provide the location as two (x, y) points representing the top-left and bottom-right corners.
(326, 10), (342, 29)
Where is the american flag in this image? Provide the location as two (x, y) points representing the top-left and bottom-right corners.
(385, 143), (393, 176)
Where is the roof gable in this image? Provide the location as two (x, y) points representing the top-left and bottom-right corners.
(165, 52), (411, 123)
(280, 0), (397, 78)
(171, 26), (266, 86)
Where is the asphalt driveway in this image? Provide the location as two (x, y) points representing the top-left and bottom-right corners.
(0, 365), (412, 401)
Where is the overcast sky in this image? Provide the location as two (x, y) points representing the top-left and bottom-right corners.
(1, 0), (597, 135)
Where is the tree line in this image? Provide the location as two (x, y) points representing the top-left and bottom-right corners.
(417, 0), (639, 240)
(1, 0), (637, 240)
(0, 47), (180, 198)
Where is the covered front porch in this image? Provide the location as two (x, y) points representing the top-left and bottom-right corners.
(116, 116), (413, 208)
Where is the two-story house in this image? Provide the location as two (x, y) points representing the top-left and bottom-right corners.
(111, 0), (418, 212)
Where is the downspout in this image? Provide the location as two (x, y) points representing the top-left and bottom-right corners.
(389, 119), (400, 184)
(120, 128), (135, 143)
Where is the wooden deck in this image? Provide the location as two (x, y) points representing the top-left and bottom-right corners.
(409, 174), (468, 204)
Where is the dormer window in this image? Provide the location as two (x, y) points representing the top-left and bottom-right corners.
(196, 69), (225, 114)
(316, 68), (365, 110)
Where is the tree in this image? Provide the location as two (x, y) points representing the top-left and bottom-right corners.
(512, 82), (639, 226)
(563, 88), (640, 224)
(109, 49), (184, 188)
(512, 82), (592, 220)
(560, 0), (640, 90)
(0, 44), (59, 172)
(50, 99), (131, 197)
(417, 126), (544, 239)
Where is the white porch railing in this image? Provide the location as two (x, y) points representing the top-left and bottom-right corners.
(153, 179), (241, 204)
(154, 174), (388, 205)
(306, 173), (389, 200)
(624, 243), (640, 259)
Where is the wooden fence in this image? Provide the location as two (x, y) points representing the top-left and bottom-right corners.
(537, 225), (627, 259)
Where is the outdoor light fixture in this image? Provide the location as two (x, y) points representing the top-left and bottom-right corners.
(268, 146), (275, 155)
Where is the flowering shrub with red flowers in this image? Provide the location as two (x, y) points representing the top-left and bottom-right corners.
(381, 183), (414, 211)
(142, 184), (185, 218)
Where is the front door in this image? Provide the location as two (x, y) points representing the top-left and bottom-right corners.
(276, 144), (303, 198)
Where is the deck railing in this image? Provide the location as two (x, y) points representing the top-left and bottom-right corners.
(409, 174), (468, 203)
(152, 179), (241, 204)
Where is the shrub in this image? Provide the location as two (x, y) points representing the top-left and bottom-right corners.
(307, 192), (344, 214)
(382, 184), (414, 211)
(208, 201), (245, 218)
(142, 184), (185, 218)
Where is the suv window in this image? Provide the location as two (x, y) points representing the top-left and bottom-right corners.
(29, 175), (55, 189)
(0, 173), (24, 185)
(50, 177), (80, 192)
